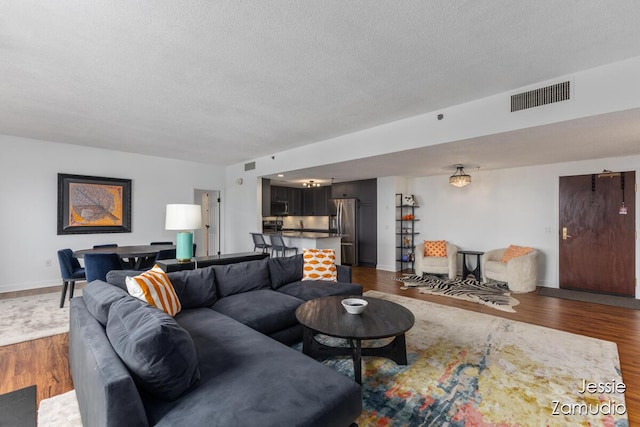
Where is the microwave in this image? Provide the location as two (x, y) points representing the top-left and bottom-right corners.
(271, 201), (289, 216)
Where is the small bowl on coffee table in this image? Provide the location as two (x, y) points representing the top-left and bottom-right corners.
(341, 298), (368, 314)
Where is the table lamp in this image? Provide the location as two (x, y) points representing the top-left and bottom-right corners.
(165, 204), (202, 262)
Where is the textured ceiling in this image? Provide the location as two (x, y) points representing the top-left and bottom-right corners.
(2, 1), (640, 176)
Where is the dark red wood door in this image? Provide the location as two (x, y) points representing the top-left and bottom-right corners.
(559, 172), (635, 296)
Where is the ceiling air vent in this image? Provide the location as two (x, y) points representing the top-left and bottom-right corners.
(244, 161), (256, 171)
(511, 81), (570, 112)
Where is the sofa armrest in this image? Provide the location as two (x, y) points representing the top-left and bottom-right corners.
(69, 298), (149, 427)
(506, 250), (538, 277)
(337, 264), (352, 283)
(446, 243), (458, 280)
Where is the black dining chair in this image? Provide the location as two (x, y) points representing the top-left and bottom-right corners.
(269, 234), (298, 258)
(156, 248), (177, 261)
(57, 249), (86, 308)
(93, 244), (118, 249)
(84, 253), (124, 282)
(250, 233), (272, 254)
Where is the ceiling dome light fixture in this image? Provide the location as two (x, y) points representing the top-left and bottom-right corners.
(303, 180), (320, 188)
(449, 165), (471, 187)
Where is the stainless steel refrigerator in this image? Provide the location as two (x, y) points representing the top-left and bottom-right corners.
(329, 198), (358, 265)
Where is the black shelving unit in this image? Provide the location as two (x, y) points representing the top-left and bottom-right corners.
(395, 193), (419, 273)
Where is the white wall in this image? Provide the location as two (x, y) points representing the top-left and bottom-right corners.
(0, 135), (225, 293)
(224, 56), (640, 260)
(376, 176), (407, 271)
(403, 155), (640, 291)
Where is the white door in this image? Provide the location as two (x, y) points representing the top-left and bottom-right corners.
(194, 189), (221, 256)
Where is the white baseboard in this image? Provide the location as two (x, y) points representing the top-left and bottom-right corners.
(0, 279), (63, 294)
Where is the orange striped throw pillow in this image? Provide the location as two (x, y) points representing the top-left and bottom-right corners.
(500, 245), (534, 263)
(424, 240), (447, 257)
(302, 248), (337, 282)
(126, 265), (182, 316)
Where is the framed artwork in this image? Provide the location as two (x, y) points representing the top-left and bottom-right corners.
(57, 173), (132, 235)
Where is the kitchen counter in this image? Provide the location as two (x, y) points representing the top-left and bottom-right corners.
(263, 232), (342, 264)
(265, 231), (342, 239)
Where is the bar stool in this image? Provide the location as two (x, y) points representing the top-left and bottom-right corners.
(269, 234), (298, 258)
(250, 233), (272, 254)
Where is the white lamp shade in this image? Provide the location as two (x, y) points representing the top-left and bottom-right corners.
(165, 204), (202, 230)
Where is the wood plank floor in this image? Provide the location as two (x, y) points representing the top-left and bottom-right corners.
(1, 268), (639, 425)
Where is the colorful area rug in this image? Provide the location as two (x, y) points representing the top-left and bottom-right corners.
(0, 290), (79, 347)
(331, 291), (628, 426)
(395, 274), (519, 312)
(37, 291), (629, 426)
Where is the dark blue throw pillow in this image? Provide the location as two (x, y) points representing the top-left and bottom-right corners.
(267, 254), (303, 289)
(106, 298), (200, 401)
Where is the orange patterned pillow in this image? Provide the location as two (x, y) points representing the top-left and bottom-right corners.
(501, 245), (534, 263)
(424, 240), (447, 257)
(302, 248), (337, 282)
(126, 265), (182, 316)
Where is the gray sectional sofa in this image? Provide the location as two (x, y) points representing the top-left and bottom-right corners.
(69, 255), (363, 427)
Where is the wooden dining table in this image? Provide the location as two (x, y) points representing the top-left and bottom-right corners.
(74, 244), (175, 269)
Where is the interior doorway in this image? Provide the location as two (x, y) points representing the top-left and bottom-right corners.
(194, 189), (221, 256)
(559, 171), (636, 296)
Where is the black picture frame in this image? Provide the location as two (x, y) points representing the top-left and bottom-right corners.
(57, 173), (132, 235)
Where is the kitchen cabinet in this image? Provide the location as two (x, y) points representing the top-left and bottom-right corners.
(358, 201), (377, 267)
(262, 178), (271, 216)
(331, 179), (376, 202)
(288, 187), (302, 215)
(331, 182), (359, 199)
(270, 185), (302, 215)
(272, 186), (288, 203)
(302, 186), (330, 216)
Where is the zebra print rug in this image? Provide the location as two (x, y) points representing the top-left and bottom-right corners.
(395, 275), (519, 312)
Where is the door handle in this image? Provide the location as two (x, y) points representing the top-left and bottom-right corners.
(562, 227), (572, 240)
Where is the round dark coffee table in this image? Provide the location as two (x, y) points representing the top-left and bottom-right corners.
(295, 295), (415, 384)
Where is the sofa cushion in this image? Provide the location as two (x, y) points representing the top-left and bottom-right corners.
(302, 248), (337, 282)
(167, 267), (217, 308)
(213, 259), (270, 298)
(82, 280), (133, 326)
(106, 297), (200, 401)
(211, 289), (303, 335)
(277, 280), (363, 301)
(155, 308), (362, 427)
(106, 270), (145, 291)
(126, 266), (182, 316)
(107, 268), (217, 309)
(267, 254), (303, 289)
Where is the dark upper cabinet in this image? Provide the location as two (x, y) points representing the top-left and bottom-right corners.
(262, 178), (271, 216)
(302, 186), (330, 216)
(272, 186), (287, 203)
(270, 185), (302, 215)
(356, 179), (377, 204)
(331, 182), (358, 199)
(316, 186), (329, 215)
(331, 179), (376, 202)
(288, 187), (302, 215)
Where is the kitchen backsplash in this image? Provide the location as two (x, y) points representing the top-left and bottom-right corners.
(264, 216), (329, 230)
